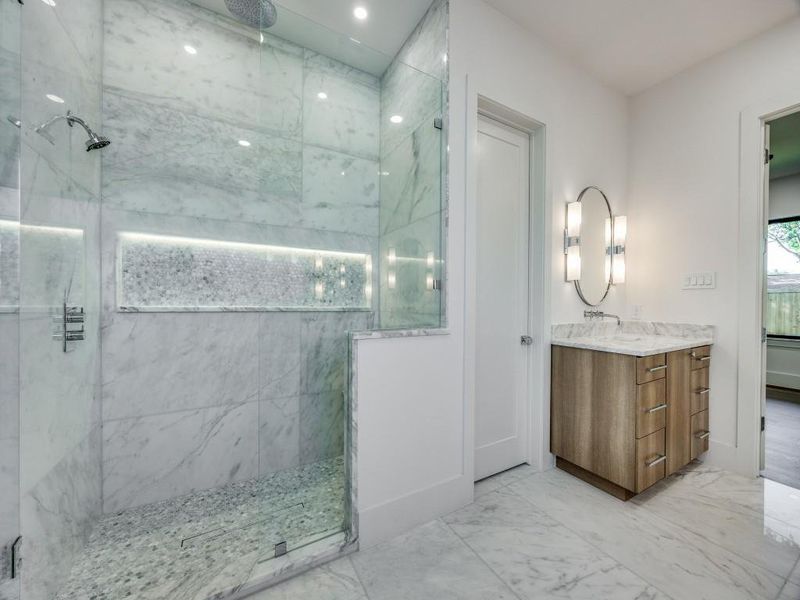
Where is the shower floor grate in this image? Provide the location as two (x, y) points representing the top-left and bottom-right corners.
(55, 457), (345, 600)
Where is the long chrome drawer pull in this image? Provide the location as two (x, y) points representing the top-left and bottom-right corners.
(647, 403), (668, 413)
(695, 431), (710, 440)
(696, 388), (710, 395)
(646, 454), (667, 468)
(647, 365), (668, 373)
(692, 354), (711, 362)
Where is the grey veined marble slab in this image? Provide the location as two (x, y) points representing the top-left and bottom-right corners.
(551, 321), (714, 357)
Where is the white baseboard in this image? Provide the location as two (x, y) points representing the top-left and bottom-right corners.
(357, 474), (473, 548)
(766, 370), (800, 391)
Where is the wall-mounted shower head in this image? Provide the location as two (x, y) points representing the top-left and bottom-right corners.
(34, 111), (111, 152)
(224, 0), (277, 30)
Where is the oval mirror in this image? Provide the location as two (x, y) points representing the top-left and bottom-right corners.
(575, 186), (612, 307)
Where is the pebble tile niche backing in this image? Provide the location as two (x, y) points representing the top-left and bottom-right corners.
(117, 232), (371, 311)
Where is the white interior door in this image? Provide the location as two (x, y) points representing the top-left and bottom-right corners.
(474, 114), (531, 481)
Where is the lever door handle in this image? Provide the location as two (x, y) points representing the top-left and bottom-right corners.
(521, 335), (533, 346)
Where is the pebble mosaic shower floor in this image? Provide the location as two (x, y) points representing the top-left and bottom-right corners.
(56, 457), (346, 600)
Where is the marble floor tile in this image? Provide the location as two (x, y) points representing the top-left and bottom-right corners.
(777, 579), (800, 600)
(445, 488), (668, 599)
(350, 519), (518, 600)
(509, 470), (786, 600)
(247, 558), (366, 600)
(474, 463), (536, 498)
(632, 475), (800, 579)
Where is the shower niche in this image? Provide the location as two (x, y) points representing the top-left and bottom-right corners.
(0, 0), (447, 598)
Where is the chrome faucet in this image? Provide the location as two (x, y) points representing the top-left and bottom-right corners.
(584, 309), (621, 326)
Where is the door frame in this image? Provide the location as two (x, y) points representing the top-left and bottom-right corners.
(464, 76), (551, 484)
(737, 89), (800, 477)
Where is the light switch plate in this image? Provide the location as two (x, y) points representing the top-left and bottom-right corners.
(682, 272), (716, 290)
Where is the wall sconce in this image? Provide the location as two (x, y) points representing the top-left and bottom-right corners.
(564, 201), (581, 281)
(612, 215), (627, 284)
(604, 217), (612, 284)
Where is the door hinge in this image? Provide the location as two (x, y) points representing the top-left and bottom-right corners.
(761, 416), (766, 432)
(765, 148), (774, 164)
(434, 117), (443, 130)
(762, 327), (767, 343)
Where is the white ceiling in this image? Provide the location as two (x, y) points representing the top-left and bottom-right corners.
(484, 0), (800, 95)
(191, 0), (434, 75)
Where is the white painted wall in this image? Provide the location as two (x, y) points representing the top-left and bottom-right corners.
(627, 17), (800, 471)
(355, 0), (629, 546)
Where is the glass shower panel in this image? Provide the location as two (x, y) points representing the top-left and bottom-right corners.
(16, 0), (104, 598)
(0, 0), (21, 598)
(379, 64), (445, 329)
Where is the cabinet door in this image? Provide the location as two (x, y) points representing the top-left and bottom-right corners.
(666, 349), (692, 475)
(637, 379), (667, 439)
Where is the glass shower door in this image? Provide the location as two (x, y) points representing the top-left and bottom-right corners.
(16, 0), (104, 598)
(0, 0), (21, 597)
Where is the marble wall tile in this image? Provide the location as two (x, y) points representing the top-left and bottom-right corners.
(392, 0), (448, 83)
(379, 119), (442, 236)
(0, 218), (19, 309)
(20, 427), (101, 600)
(102, 89), (303, 226)
(379, 213), (443, 329)
(102, 312), (260, 420)
(103, 0), (303, 137)
(303, 51), (380, 160)
(302, 145), (379, 237)
(0, 437), (19, 584)
(259, 313), (303, 400)
(299, 390), (345, 465)
(300, 312), (371, 395)
(102, 401), (260, 513)
(380, 60), (443, 159)
(247, 557), (366, 600)
(259, 394), (300, 476)
(0, 316), (19, 441)
(0, 49), (20, 192)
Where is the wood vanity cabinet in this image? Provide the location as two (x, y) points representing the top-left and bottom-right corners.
(551, 344), (711, 499)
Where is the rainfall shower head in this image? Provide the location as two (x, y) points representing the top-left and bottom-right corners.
(34, 111), (111, 152)
(224, 0), (278, 30)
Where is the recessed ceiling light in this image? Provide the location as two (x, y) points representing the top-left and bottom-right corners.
(390, 115), (403, 124)
(353, 6), (368, 20)
(184, 45), (197, 55)
(46, 94), (65, 104)
(317, 92), (328, 100)
(41, 0), (56, 6)
(349, 37), (362, 44)
(238, 140), (251, 147)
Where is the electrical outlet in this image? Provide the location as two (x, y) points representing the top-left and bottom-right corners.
(682, 272), (716, 290)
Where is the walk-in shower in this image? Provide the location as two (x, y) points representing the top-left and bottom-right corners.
(0, 0), (447, 597)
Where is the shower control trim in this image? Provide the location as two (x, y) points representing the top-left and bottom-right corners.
(52, 303), (85, 352)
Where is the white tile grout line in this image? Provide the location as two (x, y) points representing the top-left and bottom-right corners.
(346, 555), (373, 600)
(438, 519), (527, 600)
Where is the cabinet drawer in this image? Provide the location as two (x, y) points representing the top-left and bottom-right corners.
(636, 429), (666, 493)
(636, 379), (667, 439)
(691, 346), (711, 370)
(691, 410), (710, 460)
(637, 354), (667, 384)
(691, 368), (709, 415)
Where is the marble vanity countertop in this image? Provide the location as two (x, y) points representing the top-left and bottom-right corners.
(551, 321), (714, 357)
